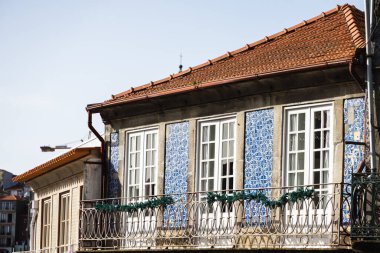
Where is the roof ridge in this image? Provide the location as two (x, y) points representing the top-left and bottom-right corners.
(111, 4), (348, 100)
(340, 4), (365, 48)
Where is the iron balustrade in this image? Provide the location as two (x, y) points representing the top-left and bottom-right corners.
(351, 173), (380, 241)
(79, 183), (351, 250)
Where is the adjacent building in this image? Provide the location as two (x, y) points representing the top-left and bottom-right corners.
(12, 139), (101, 253)
(0, 170), (29, 253)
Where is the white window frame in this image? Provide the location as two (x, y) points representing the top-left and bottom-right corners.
(124, 128), (159, 201)
(283, 103), (334, 197)
(197, 117), (237, 195)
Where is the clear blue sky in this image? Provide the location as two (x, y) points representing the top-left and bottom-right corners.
(0, 0), (364, 175)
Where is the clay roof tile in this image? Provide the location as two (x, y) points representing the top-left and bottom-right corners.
(88, 4), (365, 111)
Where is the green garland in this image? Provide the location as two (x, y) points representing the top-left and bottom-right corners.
(94, 188), (314, 213)
(206, 188), (314, 209)
(95, 196), (174, 213)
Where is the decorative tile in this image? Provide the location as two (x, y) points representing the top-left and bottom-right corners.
(343, 98), (365, 223)
(164, 122), (189, 227)
(244, 109), (274, 222)
(108, 132), (120, 198)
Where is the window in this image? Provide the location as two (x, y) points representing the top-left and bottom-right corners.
(284, 104), (333, 196)
(41, 198), (51, 252)
(126, 129), (158, 200)
(58, 192), (70, 253)
(198, 118), (236, 194)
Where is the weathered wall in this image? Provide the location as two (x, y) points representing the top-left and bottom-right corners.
(105, 81), (365, 198)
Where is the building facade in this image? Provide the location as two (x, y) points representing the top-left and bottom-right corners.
(0, 170), (30, 253)
(13, 140), (101, 253)
(80, 4), (377, 251)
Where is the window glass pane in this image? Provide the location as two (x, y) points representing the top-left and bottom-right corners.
(210, 125), (216, 141)
(136, 136), (141, 151)
(129, 154), (134, 168)
(131, 137), (136, 152)
(146, 134), (152, 149)
(201, 180), (207, 191)
(229, 161), (234, 175)
(322, 170), (329, 184)
(229, 122), (234, 138)
(145, 167), (150, 182)
(314, 171), (320, 185)
(135, 169), (140, 183)
(209, 143), (215, 159)
(201, 162), (207, 177)
(288, 173), (295, 186)
(323, 110), (330, 128)
(208, 179), (214, 191)
(322, 151), (329, 168)
(229, 177), (234, 190)
(314, 111), (321, 129)
(152, 133), (156, 148)
(297, 153), (304, 171)
(151, 150), (156, 164)
(202, 126), (208, 142)
(298, 113), (305, 131)
(151, 167), (155, 183)
(222, 161), (227, 176)
(202, 144), (208, 159)
(323, 131), (330, 148)
(290, 114), (297, 132)
(229, 140), (234, 157)
(146, 151), (151, 166)
(222, 123), (228, 139)
(297, 172), (304, 186)
(314, 151), (320, 169)
(222, 178), (227, 190)
(136, 153), (140, 167)
(289, 134), (296, 151)
(222, 141), (227, 157)
(289, 154), (296, 171)
(129, 170), (133, 184)
(209, 161), (215, 177)
(298, 133), (305, 150)
(314, 131), (321, 149)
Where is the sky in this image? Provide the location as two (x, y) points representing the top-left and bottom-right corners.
(0, 0), (364, 176)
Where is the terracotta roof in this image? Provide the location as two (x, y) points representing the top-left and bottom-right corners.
(87, 4), (365, 112)
(12, 147), (100, 183)
(0, 195), (18, 201)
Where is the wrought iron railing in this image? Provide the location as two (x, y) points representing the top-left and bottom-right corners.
(351, 173), (380, 241)
(79, 183), (351, 250)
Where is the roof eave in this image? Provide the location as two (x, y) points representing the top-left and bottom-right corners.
(87, 60), (353, 113)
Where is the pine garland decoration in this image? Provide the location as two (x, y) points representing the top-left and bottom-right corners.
(95, 196), (174, 213)
(206, 188), (314, 209)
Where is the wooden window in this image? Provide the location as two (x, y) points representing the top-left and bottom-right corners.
(41, 198), (52, 253)
(58, 192), (70, 253)
(126, 129), (158, 200)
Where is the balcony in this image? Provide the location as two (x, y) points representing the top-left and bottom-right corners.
(79, 183), (357, 250)
(350, 173), (380, 251)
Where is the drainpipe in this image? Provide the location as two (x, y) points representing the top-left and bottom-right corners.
(87, 110), (107, 197)
(364, 0), (377, 174)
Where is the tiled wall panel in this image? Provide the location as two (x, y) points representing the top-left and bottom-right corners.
(108, 132), (119, 198)
(244, 109), (274, 223)
(164, 122), (189, 227)
(343, 97), (365, 223)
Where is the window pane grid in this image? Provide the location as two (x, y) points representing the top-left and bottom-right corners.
(127, 130), (157, 201)
(59, 193), (70, 253)
(286, 106), (332, 197)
